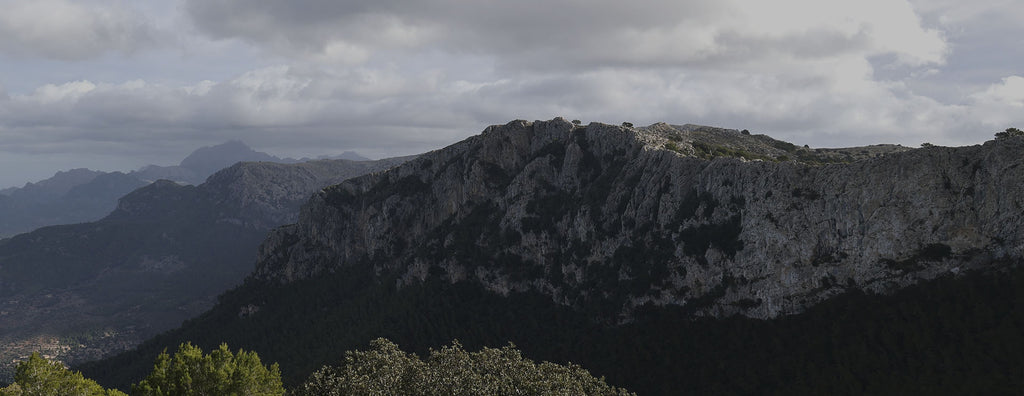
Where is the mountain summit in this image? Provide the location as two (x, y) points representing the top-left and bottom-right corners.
(178, 140), (280, 177)
(133, 140), (287, 185)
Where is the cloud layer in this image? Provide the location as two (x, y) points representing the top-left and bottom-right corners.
(183, 0), (949, 73)
(0, 0), (156, 60)
(0, 0), (1022, 187)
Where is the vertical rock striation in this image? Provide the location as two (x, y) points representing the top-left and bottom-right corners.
(255, 118), (1024, 320)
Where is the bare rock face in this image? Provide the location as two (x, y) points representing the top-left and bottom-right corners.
(255, 118), (1024, 320)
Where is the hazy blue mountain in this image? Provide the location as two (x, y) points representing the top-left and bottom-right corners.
(0, 156), (412, 381)
(0, 141), (373, 238)
(132, 140), (291, 185)
(180, 140), (283, 176)
(0, 170), (147, 238)
(4, 168), (107, 201)
(291, 150), (372, 162)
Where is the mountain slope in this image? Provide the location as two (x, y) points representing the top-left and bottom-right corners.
(0, 170), (147, 238)
(79, 119), (1024, 393)
(0, 141), (316, 238)
(0, 157), (411, 379)
(80, 257), (1024, 395)
(179, 140), (280, 177)
(2, 168), (106, 200)
(130, 141), (290, 185)
(257, 118), (1020, 320)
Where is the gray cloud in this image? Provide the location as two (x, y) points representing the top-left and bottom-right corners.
(2, 0), (1023, 188)
(0, 0), (159, 60)
(183, 0), (946, 70)
(172, 0), (992, 148)
(0, 66), (483, 161)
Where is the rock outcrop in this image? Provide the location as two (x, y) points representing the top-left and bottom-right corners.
(255, 118), (1024, 320)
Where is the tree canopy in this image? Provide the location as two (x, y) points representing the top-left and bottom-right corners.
(295, 338), (635, 396)
(131, 343), (284, 396)
(995, 127), (1024, 139)
(0, 353), (125, 396)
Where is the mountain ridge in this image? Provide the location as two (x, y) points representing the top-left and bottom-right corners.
(135, 140), (287, 185)
(254, 118), (1020, 320)
(0, 156), (412, 380)
(0, 141), (373, 238)
(76, 119), (1024, 394)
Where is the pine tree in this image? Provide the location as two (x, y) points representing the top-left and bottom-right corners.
(132, 343), (284, 396)
(0, 353), (125, 396)
(995, 127), (1024, 139)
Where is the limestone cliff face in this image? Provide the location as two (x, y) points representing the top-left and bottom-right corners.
(255, 118), (1024, 320)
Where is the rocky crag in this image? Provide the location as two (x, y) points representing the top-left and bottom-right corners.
(256, 118), (1022, 321)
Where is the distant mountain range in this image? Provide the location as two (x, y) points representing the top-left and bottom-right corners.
(132, 140), (371, 185)
(0, 141), (372, 238)
(0, 153), (412, 381)
(0, 169), (147, 238)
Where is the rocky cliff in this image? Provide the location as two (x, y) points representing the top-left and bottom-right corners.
(254, 118), (1023, 320)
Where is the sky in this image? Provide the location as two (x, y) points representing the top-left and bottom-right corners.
(0, 0), (1022, 188)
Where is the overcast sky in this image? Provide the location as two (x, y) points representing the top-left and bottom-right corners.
(1, 0), (1022, 188)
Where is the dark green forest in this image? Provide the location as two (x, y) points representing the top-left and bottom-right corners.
(79, 260), (1024, 395)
